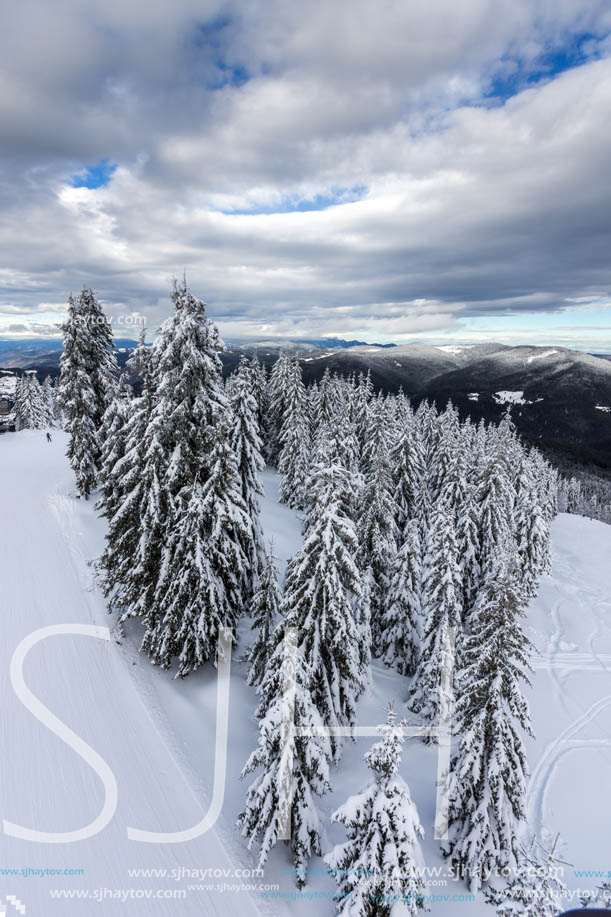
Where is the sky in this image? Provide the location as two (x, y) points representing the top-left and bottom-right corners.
(1, 1), (611, 349)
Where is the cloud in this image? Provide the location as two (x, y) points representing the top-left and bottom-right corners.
(0, 1), (610, 344)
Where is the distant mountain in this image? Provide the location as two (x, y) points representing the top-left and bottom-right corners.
(292, 343), (611, 468)
(2, 336), (610, 468)
(299, 337), (396, 349)
(0, 338), (139, 372)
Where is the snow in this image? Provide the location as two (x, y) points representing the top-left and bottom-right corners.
(527, 350), (559, 363)
(494, 390), (527, 404)
(493, 390), (543, 406)
(1, 432), (610, 914)
(595, 404), (610, 413)
(467, 392), (479, 401)
(0, 371), (16, 397)
(435, 346), (475, 355)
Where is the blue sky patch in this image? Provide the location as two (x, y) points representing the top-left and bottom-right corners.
(71, 159), (117, 189)
(485, 31), (605, 104)
(222, 186), (367, 216)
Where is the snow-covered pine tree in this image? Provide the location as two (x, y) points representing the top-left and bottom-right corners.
(428, 400), (460, 503)
(361, 392), (389, 476)
(455, 487), (481, 620)
(485, 835), (569, 916)
(353, 369), (374, 462)
(144, 421), (251, 675)
(99, 333), (160, 622)
(515, 476), (552, 598)
(444, 557), (534, 891)
(42, 375), (57, 426)
(391, 407), (427, 535)
(309, 400), (361, 522)
(58, 288), (118, 497)
(101, 283), (253, 674)
(311, 367), (338, 446)
(239, 641), (331, 885)
(246, 544), (282, 688)
(229, 357), (266, 594)
(135, 285), (252, 672)
(357, 416), (398, 652)
(278, 357), (311, 511)
(379, 520), (422, 677)
(539, 458), (559, 523)
(96, 373), (132, 524)
(491, 836), (567, 914)
(14, 371), (47, 429)
(265, 352), (292, 465)
(325, 704), (427, 916)
(582, 879), (611, 910)
(415, 399), (439, 468)
(407, 496), (462, 736)
(12, 375), (26, 429)
(475, 448), (516, 581)
(249, 354), (268, 447)
(355, 565), (373, 688)
(280, 437), (362, 759)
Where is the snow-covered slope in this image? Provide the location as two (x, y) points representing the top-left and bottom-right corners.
(0, 432), (610, 914)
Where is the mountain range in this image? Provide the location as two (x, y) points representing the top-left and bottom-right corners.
(2, 337), (611, 468)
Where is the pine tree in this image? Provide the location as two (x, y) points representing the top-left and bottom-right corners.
(415, 399), (439, 469)
(455, 489), (481, 619)
(379, 520), (422, 677)
(357, 441), (398, 653)
(249, 354), (268, 448)
(99, 331), (157, 619)
(582, 879), (611, 910)
(239, 641), (331, 885)
(246, 544), (282, 688)
(475, 449), (516, 580)
(515, 480), (551, 598)
(312, 367), (339, 447)
(96, 374), (132, 523)
(485, 836), (568, 916)
(444, 559), (534, 891)
(428, 401), (460, 502)
(137, 284), (251, 672)
(101, 283), (253, 674)
(278, 357), (311, 511)
(391, 410), (426, 534)
(325, 705), (427, 916)
(144, 425), (250, 676)
(265, 352), (292, 465)
(42, 375), (57, 426)
(229, 357), (266, 594)
(279, 440), (362, 760)
(353, 370), (374, 462)
(58, 288), (118, 497)
(408, 497), (462, 736)
(14, 371), (47, 429)
(361, 393), (389, 476)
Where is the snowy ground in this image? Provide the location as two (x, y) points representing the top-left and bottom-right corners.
(0, 430), (610, 915)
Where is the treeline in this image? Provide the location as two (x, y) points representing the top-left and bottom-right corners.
(58, 283), (559, 914)
(12, 370), (59, 430)
(558, 472), (611, 524)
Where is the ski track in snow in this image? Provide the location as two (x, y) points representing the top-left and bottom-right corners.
(526, 520), (611, 862)
(526, 694), (611, 840)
